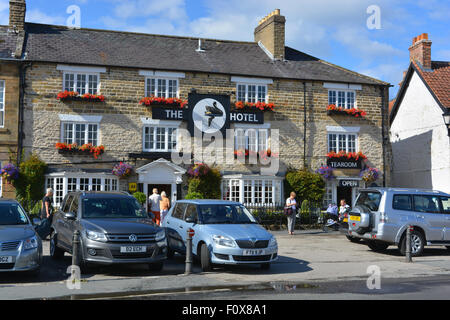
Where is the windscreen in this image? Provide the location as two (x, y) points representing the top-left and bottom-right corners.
(355, 191), (382, 212)
(82, 197), (148, 219)
(198, 204), (257, 224)
(0, 203), (29, 225)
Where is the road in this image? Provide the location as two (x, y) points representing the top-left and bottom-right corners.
(0, 230), (449, 300)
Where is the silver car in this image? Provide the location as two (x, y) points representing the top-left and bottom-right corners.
(162, 200), (278, 271)
(0, 199), (43, 274)
(348, 188), (450, 256)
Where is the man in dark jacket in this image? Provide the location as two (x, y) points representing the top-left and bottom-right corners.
(36, 188), (54, 240)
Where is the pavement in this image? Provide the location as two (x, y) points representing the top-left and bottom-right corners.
(0, 230), (449, 300)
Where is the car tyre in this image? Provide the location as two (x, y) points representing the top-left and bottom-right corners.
(260, 263), (271, 270)
(166, 247), (175, 259)
(398, 230), (425, 257)
(50, 231), (65, 260)
(148, 261), (164, 272)
(446, 246), (450, 252)
(200, 243), (212, 272)
(346, 235), (361, 243)
(366, 240), (389, 252)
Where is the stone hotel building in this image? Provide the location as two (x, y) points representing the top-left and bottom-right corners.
(2, 1), (391, 208)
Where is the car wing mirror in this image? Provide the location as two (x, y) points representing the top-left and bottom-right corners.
(32, 218), (42, 226)
(65, 212), (76, 220)
(185, 216), (197, 224)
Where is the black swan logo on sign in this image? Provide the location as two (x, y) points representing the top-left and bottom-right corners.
(204, 101), (224, 127)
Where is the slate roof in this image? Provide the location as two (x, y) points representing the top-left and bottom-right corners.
(20, 23), (387, 86)
(0, 26), (20, 59)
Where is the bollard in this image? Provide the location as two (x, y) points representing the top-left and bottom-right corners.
(185, 228), (195, 275)
(72, 230), (81, 267)
(405, 225), (412, 263)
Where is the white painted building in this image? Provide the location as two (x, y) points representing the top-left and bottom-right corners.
(390, 33), (450, 193)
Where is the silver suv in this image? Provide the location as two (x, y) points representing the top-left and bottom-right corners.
(348, 188), (450, 256)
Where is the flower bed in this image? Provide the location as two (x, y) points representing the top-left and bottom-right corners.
(140, 97), (187, 108)
(234, 101), (275, 112)
(1, 163), (19, 183)
(56, 142), (105, 159)
(326, 104), (366, 118)
(57, 91), (105, 102)
(112, 162), (133, 179)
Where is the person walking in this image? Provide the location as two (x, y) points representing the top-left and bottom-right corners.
(149, 188), (162, 225)
(36, 188), (54, 240)
(159, 191), (170, 225)
(285, 192), (297, 235)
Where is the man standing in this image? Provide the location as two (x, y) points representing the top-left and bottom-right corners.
(149, 188), (162, 225)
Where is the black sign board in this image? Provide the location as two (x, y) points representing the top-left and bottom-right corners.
(327, 158), (362, 169)
(151, 107), (187, 121)
(339, 180), (359, 188)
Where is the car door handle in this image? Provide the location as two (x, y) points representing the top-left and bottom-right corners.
(179, 225), (183, 229)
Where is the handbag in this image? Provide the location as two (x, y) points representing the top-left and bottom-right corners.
(284, 206), (294, 216)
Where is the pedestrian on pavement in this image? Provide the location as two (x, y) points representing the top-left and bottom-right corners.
(149, 188), (162, 225)
(159, 191), (170, 225)
(36, 188), (54, 240)
(285, 192), (297, 235)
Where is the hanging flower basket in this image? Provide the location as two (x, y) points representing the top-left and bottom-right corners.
(1, 163), (19, 183)
(56, 142), (105, 159)
(234, 101), (275, 112)
(326, 104), (366, 118)
(140, 97), (187, 108)
(112, 162), (133, 179)
(360, 167), (381, 183)
(187, 163), (210, 177)
(57, 91), (105, 102)
(316, 165), (334, 180)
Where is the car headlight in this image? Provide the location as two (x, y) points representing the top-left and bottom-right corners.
(155, 229), (166, 242)
(269, 236), (278, 247)
(212, 235), (236, 248)
(86, 230), (107, 242)
(23, 236), (38, 250)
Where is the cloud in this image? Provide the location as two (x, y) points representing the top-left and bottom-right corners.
(26, 9), (65, 25)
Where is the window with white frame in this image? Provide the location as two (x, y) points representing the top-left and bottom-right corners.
(323, 183), (333, 208)
(0, 80), (4, 127)
(236, 84), (267, 103)
(143, 126), (178, 152)
(328, 90), (356, 109)
(222, 178), (282, 205)
(234, 128), (269, 152)
(146, 77), (179, 98)
(64, 72), (99, 95)
(328, 133), (357, 153)
(62, 122), (99, 146)
(45, 175), (119, 208)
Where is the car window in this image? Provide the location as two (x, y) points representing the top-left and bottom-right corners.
(69, 196), (79, 215)
(81, 197), (146, 219)
(172, 203), (187, 220)
(0, 203), (29, 225)
(393, 195), (412, 211)
(413, 195), (441, 213)
(184, 205), (198, 222)
(355, 191), (382, 211)
(198, 204), (256, 224)
(62, 195), (73, 213)
(440, 197), (450, 214)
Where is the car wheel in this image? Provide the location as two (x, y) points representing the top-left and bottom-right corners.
(148, 261), (164, 272)
(346, 235), (361, 243)
(166, 247), (175, 259)
(200, 243), (212, 272)
(446, 246), (450, 252)
(366, 240), (389, 252)
(50, 232), (65, 260)
(260, 263), (271, 270)
(399, 230), (425, 257)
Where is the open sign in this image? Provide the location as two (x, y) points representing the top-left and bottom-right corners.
(339, 180), (359, 187)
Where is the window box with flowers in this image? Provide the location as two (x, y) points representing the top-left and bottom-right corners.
(234, 149), (279, 160)
(112, 162), (133, 179)
(233, 101), (275, 112)
(140, 97), (187, 109)
(326, 104), (366, 118)
(56, 143), (105, 159)
(57, 91), (106, 102)
(326, 151), (367, 169)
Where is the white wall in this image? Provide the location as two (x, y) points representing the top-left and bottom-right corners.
(390, 71), (450, 193)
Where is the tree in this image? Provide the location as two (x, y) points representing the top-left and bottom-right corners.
(284, 169), (325, 204)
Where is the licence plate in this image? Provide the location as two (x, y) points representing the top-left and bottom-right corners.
(243, 249), (265, 256)
(0, 256), (13, 264)
(349, 216), (361, 221)
(120, 246), (146, 253)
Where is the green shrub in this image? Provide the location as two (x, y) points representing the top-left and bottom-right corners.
(184, 192), (204, 200)
(132, 192), (147, 205)
(186, 166), (221, 199)
(284, 169), (325, 204)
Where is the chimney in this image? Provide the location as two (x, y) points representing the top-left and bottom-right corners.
(409, 33), (432, 69)
(254, 9), (286, 60)
(9, 0), (26, 32)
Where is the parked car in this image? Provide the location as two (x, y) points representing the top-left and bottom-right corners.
(348, 188), (450, 256)
(161, 200), (278, 271)
(0, 199), (42, 275)
(49, 191), (167, 273)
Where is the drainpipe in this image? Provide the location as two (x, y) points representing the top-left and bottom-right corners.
(18, 62), (31, 164)
(303, 82), (307, 168)
(380, 85), (386, 187)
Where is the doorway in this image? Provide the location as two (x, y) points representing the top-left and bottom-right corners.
(147, 184), (172, 203)
(337, 186), (352, 208)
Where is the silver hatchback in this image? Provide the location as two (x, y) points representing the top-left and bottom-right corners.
(348, 188), (450, 256)
(0, 199), (43, 274)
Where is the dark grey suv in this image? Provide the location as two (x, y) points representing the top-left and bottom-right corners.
(50, 191), (167, 272)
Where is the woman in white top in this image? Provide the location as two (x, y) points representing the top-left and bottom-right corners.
(285, 192), (297, 235)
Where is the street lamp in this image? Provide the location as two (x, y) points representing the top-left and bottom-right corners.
(443, 112), (450, 137)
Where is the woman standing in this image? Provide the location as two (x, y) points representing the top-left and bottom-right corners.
(285, 192), (297, 235)
(159, 191), (170, 226)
